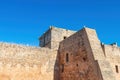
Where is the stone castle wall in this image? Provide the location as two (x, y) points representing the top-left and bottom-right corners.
(59, 27), (120, 80)
(40, 27), (75, 50)
(59, 28), (102, 80)
(51, 27), (75, 49)
(102, 44), (120, 80)
(0, 42), (58, 80)
(0, 26), (120, 80)
(84, 28), (116, 80)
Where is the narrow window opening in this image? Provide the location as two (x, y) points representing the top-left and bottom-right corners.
(61, 64), (64, 72)
(66, 53), (69, 62)
(115, 65), (119, 73)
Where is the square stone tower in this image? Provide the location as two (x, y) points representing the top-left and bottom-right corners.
(39, 26), (76, 50)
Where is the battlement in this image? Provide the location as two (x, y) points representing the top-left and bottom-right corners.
(0, 42), (55, 58)
(0, 42), (39, 49)
(101, 43), (120, 56)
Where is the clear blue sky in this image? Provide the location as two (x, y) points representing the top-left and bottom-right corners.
(0, 0), (120, 46)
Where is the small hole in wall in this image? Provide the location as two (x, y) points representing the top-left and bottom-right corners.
(83, 57), (87, 61)
(63, 36), (67, 39)
(76, 64), (78, 67)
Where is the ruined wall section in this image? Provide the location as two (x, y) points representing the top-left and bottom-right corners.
(103, 45), (120, 80)
(59, 28), (101, 80)
(0, 42), (57, 80)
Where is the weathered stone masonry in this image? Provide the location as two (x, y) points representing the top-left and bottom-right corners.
(0, 26), (120, 80)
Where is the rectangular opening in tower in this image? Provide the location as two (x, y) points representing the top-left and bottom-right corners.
(115, 65), (119, 73)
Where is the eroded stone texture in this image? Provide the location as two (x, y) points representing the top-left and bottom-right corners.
(59, 27), (119, 80)
(102, 44), (120, 80)
(59, 28), (101, 80)
(0, 43), (57, 80)
(0, 26), (120, 80)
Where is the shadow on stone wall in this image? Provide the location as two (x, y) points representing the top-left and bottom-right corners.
(54, 50), (60, 80)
